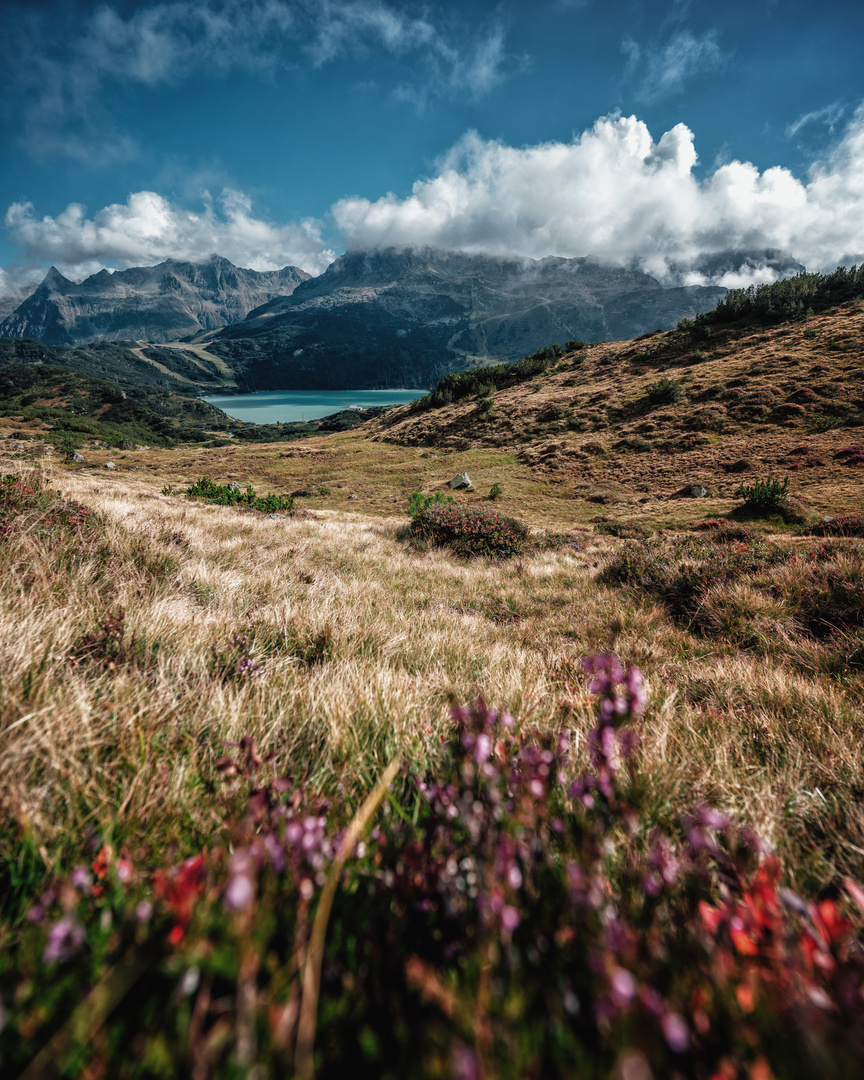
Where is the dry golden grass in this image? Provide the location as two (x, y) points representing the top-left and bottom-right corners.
(2, 455), (863, 915)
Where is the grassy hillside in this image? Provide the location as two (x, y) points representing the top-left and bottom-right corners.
(2, 294), (864, 1076)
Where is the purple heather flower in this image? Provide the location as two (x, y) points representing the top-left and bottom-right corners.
(136, 900), (153, 923)
(475, 733), (492, 764)
(453, 1044), (482, 1080)
(501, 905), (520, 932)
(610, 968), (637, 1006)
(695, 805), (730, 830)
(264, 833), (285, 873)
(661, 1012), (690, 1054)
(70, 865), (93, 891)
(43, 916), (86, 964)
(224, 874), (254, 912)
(224, 849), (255, 912)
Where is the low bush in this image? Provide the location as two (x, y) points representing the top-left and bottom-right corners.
(180, 477), (294, 514)
(601, 537), (788, 626)
(737, 476), (790, 511)
(488, 482), (502, 500)
(693, 518), (757, 542)
(602, 534), (864, 658)
(409, 502), (530, 558)
(645, 377), (682, 405)
(407, 490), (455, 517)
(801, 515), (864, 538)
(409, 343), (568, 413)
(5, 657), (864, 1078)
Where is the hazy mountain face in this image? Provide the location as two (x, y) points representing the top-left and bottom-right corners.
(207, 247), (728, 391)
(0, 256), (311, 345)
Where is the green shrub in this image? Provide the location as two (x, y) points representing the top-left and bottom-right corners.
(645, 377), (682, 405)
(181, 477), (294, 513)
(409, 342), (569, 413)
(737, 476), (790, 510)
(488, 483), (502, 500)
(808, 415), (844, 432)
(685, 265), (864, 331)
(407, 490), (455, 518)
(410, 503), (529, 558)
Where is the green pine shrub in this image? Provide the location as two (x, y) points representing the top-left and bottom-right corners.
(181, 477), (294, 513)
(645, 377), (682, 405)
(407, 491), (455, 518)
(737, 476), (790, 510)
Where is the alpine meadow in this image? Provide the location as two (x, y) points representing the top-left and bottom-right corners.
(3, 0), (864, 1077)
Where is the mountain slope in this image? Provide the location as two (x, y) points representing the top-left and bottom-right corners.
(207, 247), (727, 391)
(0, 256), (311, 346)
(363, 293), (864, 516)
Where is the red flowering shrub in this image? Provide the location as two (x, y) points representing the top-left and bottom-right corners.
(409, 502), (530, 558)
(801, 514), (864, 538)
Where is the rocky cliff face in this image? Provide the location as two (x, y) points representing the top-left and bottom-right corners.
(208, 248), (727, 391)
(0, 256), (311, 345)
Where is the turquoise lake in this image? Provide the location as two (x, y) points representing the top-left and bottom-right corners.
(202, 388), (426, 424)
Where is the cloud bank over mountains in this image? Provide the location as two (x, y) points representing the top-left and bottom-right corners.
(5, 189), (335, 285)
(5, 108), (864, 298)
(333, 108), (864, 287)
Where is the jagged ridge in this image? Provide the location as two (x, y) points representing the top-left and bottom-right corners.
(0, 256), (310, 346)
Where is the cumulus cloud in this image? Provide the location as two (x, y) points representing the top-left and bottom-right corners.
(332, 106), (864, 285)
(7, 107), (864, 304)
(5, 0), (520, 161)
(3, 189), (334, 292)
(623, 29), (729, 100)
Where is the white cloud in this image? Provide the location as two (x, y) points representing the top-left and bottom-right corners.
(786, 102), (845, 138)
(332, 106), (864, 285)
(623, 29), (729, 100)
(7, 107), (864, 305)
(5, 0), (520, 161)
(3, 189), (334, 289)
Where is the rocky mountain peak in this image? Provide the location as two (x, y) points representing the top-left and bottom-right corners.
(38, 266), (75, 294)
(0, 256), (313, 346)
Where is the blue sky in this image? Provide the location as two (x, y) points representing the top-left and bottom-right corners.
(2, 0), (864, 301)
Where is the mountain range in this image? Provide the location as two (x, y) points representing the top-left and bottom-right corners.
(203, 248), (729, 390)
(0, 255), (310, 345)
(1, 247), (734, 390)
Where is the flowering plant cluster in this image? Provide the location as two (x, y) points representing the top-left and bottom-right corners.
(1, 472), (97, 542)
(210, 635), (264, 682)
(409, 502), (530, 558)
(802, 514), (864, 538)
(3, 656), (864, 1077)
